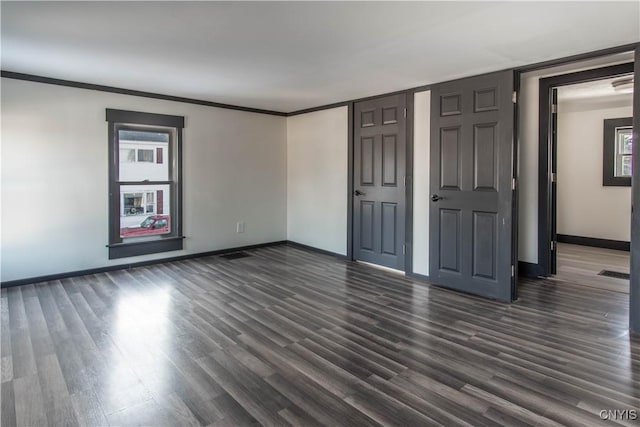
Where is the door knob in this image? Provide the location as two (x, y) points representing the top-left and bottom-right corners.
(431, 194), (443, 202)
(355, 190), (366, 196)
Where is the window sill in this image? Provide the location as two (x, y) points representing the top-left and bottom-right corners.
(107, 236), (185, 259)
(603, 176), (632, 187)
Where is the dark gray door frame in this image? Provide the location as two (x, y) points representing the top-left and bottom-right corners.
(405, 93), (415, 274)
(537, 62), (635, 277)
(631, 47), (640, 334)
(347, 102), (355, 261)
(512, 70), (521, 298)
(347, 90), (414, 274)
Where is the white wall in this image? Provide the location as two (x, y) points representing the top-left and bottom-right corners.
(1, 78), (287, 282)
(5, 52), (632, 282)
(285, 94), (433, 276)
(556, 96), (632, 241)
(413, 91), (430, 276)
(286, 107), (348, 255)
(517, 52), (633, 263)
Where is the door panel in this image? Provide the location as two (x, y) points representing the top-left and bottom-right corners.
(359, 201), (375, 251)
(382, 135), (398, 186)
(381, 202), (398, 255)
(439, 209), (461, 272)
(440, 127), (461, 189)
(474, 123), (498, 191)
(473, 211), (497, 280)
(361, 137), (375, 184)
(430, 71), (515, 302)
(354, 94), (406, 270)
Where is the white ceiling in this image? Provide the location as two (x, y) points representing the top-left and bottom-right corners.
(2, 1), (639, 113)
(558, 75), (634, 102)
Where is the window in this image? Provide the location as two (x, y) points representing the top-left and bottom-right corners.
(122, 191), (158, 216)
(603, 117), (633, 186)
(120, 148), (135, 162)
(146, 192), (155, 213)
(119, 146), (164, 165)
(615, 127), (633, 177)
(137, 149), (154, 162)
(107, 109), (184, 259)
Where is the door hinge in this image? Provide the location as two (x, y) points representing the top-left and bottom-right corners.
(551, 104), (557, 114)
(402, 244), (406, 255)
(551, 172), (557, 183)
(551, 241), (555, 251)
(511, 265), (515, 277)
(512, 91), (517, 104)
(512, 178), (516, 190)
(403, 108), (407, 118)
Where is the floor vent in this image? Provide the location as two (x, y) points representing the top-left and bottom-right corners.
(598, 270), (630, 280)
(220, 252), (251, 260)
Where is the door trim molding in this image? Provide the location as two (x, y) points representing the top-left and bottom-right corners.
(405, 93), (415, 275)
(630, 47), (640, 334)
(347, 102), (355, 260)
(537, 62), (635, 277)
(512, 70), (522, 298)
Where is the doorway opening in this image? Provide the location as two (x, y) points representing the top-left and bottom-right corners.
(539, 63), (634, 294)
(554, 77), (633, 293)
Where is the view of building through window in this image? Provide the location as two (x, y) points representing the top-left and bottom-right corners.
(615, 126), (633, 177)
(118, 130), (171, 238)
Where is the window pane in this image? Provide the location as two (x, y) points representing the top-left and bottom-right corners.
(618, 131), (633, 154)
(146, 192), (155, 213)
(118, 129), (169, 181)
(123, 192), (144, 216)
(621, 155), (632, 177)
(614, 127), (633, 178)
(120, 184), (171, 238)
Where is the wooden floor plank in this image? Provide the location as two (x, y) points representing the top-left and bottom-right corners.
(2, 244), (638, 426)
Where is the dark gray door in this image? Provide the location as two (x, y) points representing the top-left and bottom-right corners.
(429, 70), (516, 302)
(354, 94), (406, 270)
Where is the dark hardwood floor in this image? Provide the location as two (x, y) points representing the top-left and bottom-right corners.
(555, 243), (630, 294)
(1, 245), (639, 426)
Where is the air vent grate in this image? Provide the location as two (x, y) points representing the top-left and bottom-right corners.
(220, 252), (251, 260)
(598, 270), (630, 280)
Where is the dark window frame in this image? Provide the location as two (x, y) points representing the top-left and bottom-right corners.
(603, 117), (633, 187)
(106, 109), (184, 259)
